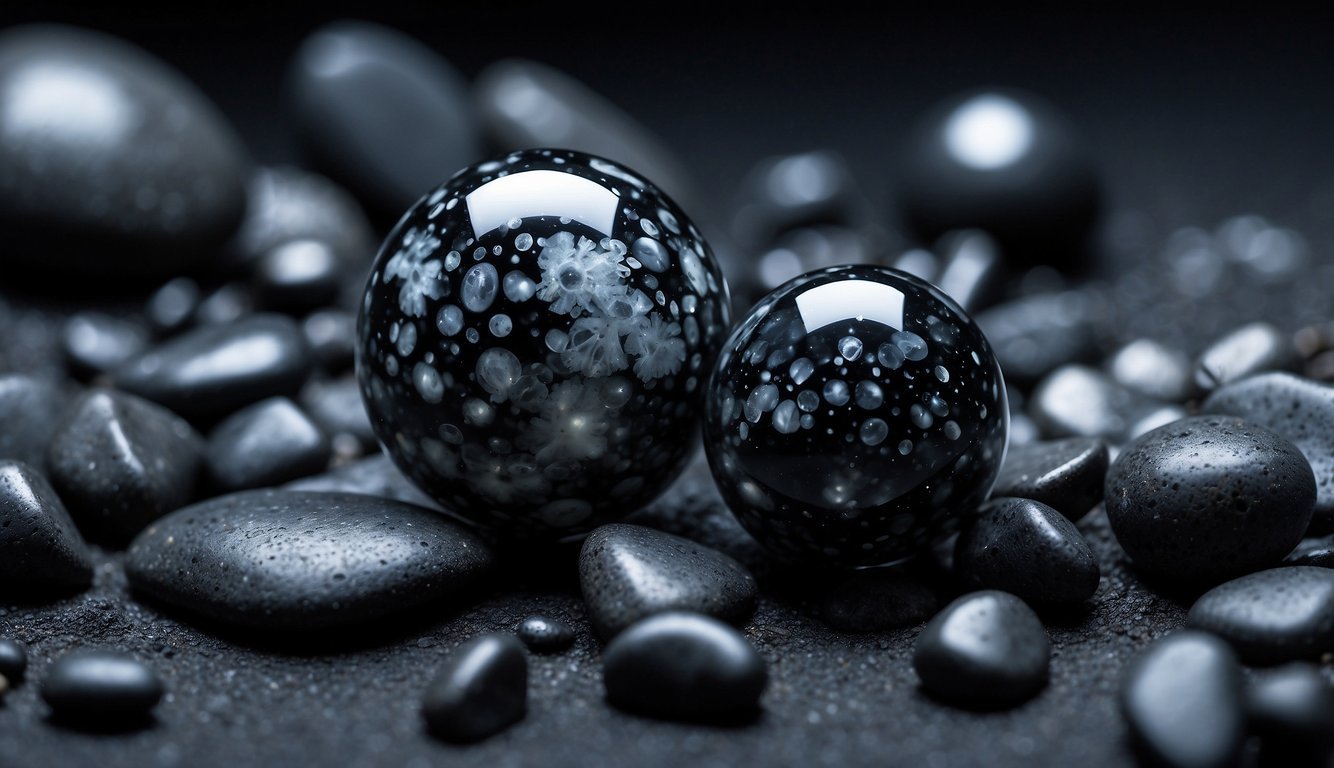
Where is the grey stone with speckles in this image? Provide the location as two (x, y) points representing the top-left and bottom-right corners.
(422, 633), (527, 743)
(125, 490), (495, 631)
(955, 497), (1100, 605)
(991, 437), (1109, 522)
(205, 397), (330, 492)
(1187, 567), (1334, 665)
(0, 461), (93, 597)
(579, 523), (757, 639)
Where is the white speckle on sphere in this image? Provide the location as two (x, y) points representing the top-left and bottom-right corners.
(395, 322), (417, 357)
(476, 347), (522, 403)
(934, 365), (950, 382)
(944, 420), (962, 440)
(838, 336), (864, 361)
(911, 403), (934, 429)
(462, 263), (499, 312)
(790, 357), (815, 385)
(515, 232), (533, 251)
(854, 381), (883, 409)
(860, 418), (889, 446)
(489, 314), (512, 337)
(436, 305), (464, 336)
(632, 237), (670, 272)
(772, 400), (800, 434)
(823, 380), (850, 406)
(745, 383), (780, 423)
(413, 362), (444, 403)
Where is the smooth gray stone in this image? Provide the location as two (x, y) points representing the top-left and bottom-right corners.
(1248, 663), (1334, 763)
(253, 239), (343, 314)
(1283, 535), (1334, 568)
(299, 377), (375, 450)
(1121, 631), (1245, 768)
(1029, 365), (1169, 443)
(992, 437), (1109, 522)
(912, 590), (1050, 710)
(955, 497), (1100, 605)
(474, 58), (699, 211)
(301, 309), (357, 373)
(61, 313), (150, 381)
(729, 149), (871, 247)
(40, 651), (163, 721)
(289, 21), (480, 216)
(579, 524), (757, 639)
(0, 374), (72, 471)
(1188, 567), (1334, 665)
(113, 314), (312, 422)
(1108, 338), (1194, 402)
(145, 277), (201, 336)
(933, 229), (1005, 313)
(1204, 372), (1334, 534)
(125, 490), (494, 631)
(1193, 322), (1299, 393)
(602, 612), (766, 722)
(0, 461), (94, 597)
(0, 24), (247, 280)
(975, 292), (1103, 385)
(514, 615), (575, 654)
(1105, 415), (1315, 587)
(229, 166), (374, 271)
(47, 389), (202, 546)
(421, 634), (527, 743)
(205, 397), (330, 491)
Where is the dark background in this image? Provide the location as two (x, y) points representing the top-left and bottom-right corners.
(1, 6), (1333, 768)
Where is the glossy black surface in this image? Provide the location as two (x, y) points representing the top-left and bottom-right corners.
(40, 651), (164, 721)
(356, 149), (731, 537)
(0, 461), (93, 596)
(421, 633), (528, 744)
(1187, 567), (1334, 666)
(954, 497), (1100, 605)
(704, 265), (1007, 567)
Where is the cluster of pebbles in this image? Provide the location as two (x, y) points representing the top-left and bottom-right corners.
(0, 18), (1331, 768)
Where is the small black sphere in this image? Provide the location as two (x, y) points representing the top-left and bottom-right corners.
(356, 149), (731, 537)
(704, 265), (1008, 567)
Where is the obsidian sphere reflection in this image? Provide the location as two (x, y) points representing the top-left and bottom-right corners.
(357, 149), (731, 536)
(704, 266), (1007, 566)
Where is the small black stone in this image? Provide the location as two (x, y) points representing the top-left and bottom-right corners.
(742, 226), (880, 308)
(48, 389), (203, 547)
(193, 283), (256, 327)
(1283, 535), (1334, 568)
(579, 524), (757, 639)
(1204, 372), (1334, 534)
(911, 590), (1050, 710)
(1248, 663), (1334, 764)
(514, 615), (575, 653)
(253, 239), (343, 313)
(1193, 322), (1300, 394)
(1105, 415), (1315, 587)
(0, 373), (72, 472)
(0, 461), (93, 597)
(1187, 567), (1334, 665)
(125, 490), (494, 631)
(729, 149), (871, 249)
(299, 377), (375, 451)
(932, 229), (1005, 313)
(0, 638), (29, 686)
(301, 309), (357, 373)
(40, 651), (163, 722)
(1030, 364), (1172, 443)
(421, 634), (527, 743)
(205, 397), (330, 492)
(974, 292), (1102, 386)
(1108, 338), (1194, 403)
(113, 313), (312, 422)
(991, 437), (1109, 522)
(1121, 631), (1245, 768)
(229, 166), (374, 271)
(955, 497), (1100, 605)
(602, 611), (766, 722)
(289, 21), (480, 217)
(819, 570), (938, 633)
(146, 277), (201, 336)
(61, 313), (149, 381)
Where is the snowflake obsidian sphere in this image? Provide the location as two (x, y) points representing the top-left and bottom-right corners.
(704, 265), (1008, 567)
(356, 149), (731, 536)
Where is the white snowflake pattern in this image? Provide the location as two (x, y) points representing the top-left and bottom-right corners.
(519, 380), (610, 464)
(536, 231), (630, 317)
(384, 226), (446, 317)
(562, 316), (629, 378)
(623, 314), (686, 382)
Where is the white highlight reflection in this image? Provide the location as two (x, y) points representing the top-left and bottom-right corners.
(466, 170), (617, 238)
(796, 280), (904, 334)
(943, 94), (1033, 170)
(3, 64), (136, 144)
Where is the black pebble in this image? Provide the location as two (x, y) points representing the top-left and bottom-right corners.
(729, 149), (871, 248)
(1187, 567), (1334, 665)
(1193, 322), (1299, 394)
(1030, 364), (1172, 443)
(912, 590), (1050, 710)
(299, 377), (376, 451)
(974, 292), (1102, 386)
(933, 229), (1005, 313)
(0, 461), (93, 597)
(1283, 535), (1334, 568)
(421, 634), (527, 743)
(896, 87), (1101, 266)
(1108, 338), (1194, 403)
(193, 283), (256, 327)
(114, 313), (312, 422)
(820, 570), (938, 633)
(1205, 372), (1334, 534)
(1121, 631), (1245, 768)
(0, 373), (72, 472)
(1105, 415), (1315, 588)
(602, 611), (766, 723)
(0, 638), (28, 686)
(514, 615), (575, 653)
(61, 313), (149, 381)
(41, 651), (164, 723)
(48, 390), (203, 547)
(253, 239), (343, 313)
(579, 524), (758, 639)
(205, 397), (330, 492)
(991, 437), (1109, 522)
(146, 278), (201, 336)
(0, 25), (247, 281)
(125, 490), (494, 631)
(301, 310), (357, 373)
(1248, 663), (1334, 765)
(229, 165), (374, 272)
(289, 21), (480, 217)
(955, 497), (1100, 605)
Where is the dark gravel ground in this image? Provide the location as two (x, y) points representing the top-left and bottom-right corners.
(2, 7), (1333, 767)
